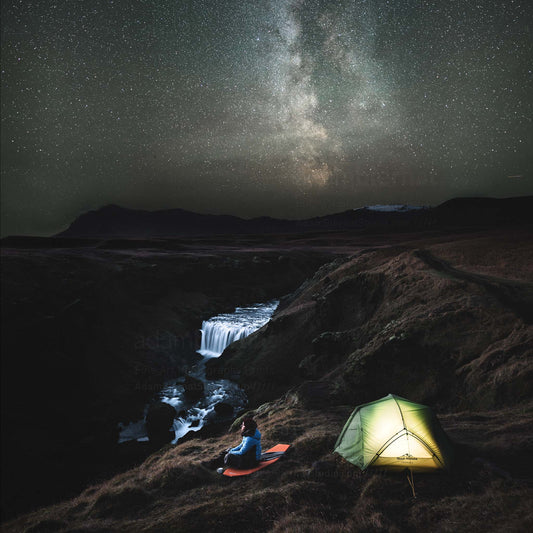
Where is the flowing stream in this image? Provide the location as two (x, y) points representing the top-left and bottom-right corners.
(119, 300), (278, 444)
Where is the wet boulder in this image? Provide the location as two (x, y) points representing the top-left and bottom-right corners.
(145, 402), (176, 445)
(183, 375), (205, 401)
(214, 402), (233, 417)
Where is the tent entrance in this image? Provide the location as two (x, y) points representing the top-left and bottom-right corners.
(370, 430), (441, 470)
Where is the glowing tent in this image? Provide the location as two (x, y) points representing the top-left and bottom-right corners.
(334, 394), (453, 472)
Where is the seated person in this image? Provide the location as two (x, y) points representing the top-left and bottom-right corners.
(224, 417), (262, 469)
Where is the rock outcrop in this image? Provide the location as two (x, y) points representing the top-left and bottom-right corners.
(209, 237), (533, 412)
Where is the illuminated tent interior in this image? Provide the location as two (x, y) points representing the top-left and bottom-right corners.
(334, 394), (454, 472)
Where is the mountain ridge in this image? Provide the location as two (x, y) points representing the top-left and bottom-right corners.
(51, 196), (533, 239)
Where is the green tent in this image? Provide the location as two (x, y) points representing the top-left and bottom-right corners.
(334, 394), (453, 472)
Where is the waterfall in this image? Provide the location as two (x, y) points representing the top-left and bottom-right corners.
(198, 300), (279, 358)
(199, 323), (257, 357)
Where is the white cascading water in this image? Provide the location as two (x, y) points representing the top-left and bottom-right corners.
(198, 300), (279, 357)
(198, 324), (254, 358)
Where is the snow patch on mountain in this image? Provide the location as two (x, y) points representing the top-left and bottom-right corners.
(356, 205), (428, 212)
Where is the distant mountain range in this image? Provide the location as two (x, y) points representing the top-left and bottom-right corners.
(51, 196), (531, 239)
(1, 197), (531, 245)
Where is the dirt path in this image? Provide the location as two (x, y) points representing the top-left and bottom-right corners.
(415, 249), (533, 324)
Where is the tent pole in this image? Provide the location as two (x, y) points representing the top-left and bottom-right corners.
(407, 469), (416, 499)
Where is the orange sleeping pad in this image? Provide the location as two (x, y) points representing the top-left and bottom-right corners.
(223, 444), (290, 477)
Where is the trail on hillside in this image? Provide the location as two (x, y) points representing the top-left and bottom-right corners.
(415, 249), (533, 324)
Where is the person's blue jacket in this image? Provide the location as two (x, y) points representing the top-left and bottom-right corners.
(229, 428), (261, 461)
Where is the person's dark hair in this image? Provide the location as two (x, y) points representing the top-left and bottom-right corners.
(241, 417), (257, 432)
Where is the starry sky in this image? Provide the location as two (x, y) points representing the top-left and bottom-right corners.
(1, 0), (532, 236)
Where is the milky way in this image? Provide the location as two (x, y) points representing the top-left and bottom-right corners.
(1, 0), (532, 235)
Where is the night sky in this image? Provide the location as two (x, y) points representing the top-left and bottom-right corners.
(1, 0), (532, 236)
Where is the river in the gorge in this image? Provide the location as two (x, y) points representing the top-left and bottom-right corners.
(118, 300), (279, 444)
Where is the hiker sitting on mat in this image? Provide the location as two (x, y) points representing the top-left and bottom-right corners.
(224, 417), (262, 469)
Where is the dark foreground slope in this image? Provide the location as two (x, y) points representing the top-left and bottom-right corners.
(3, 227), (533, 532)
(6, 403), (532, 533)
